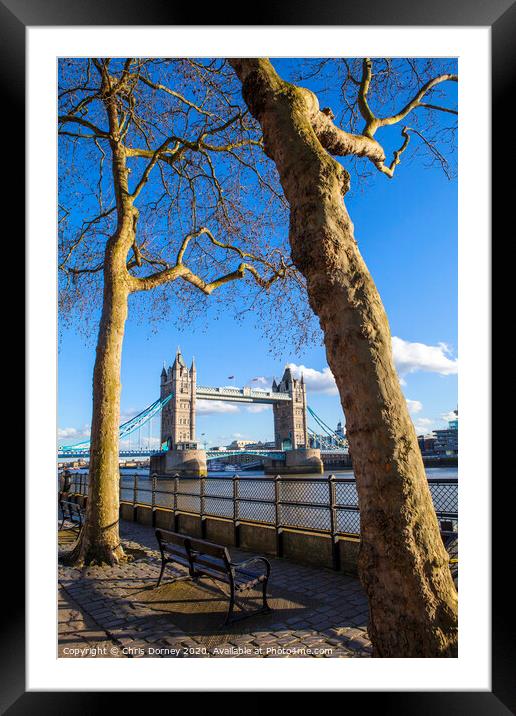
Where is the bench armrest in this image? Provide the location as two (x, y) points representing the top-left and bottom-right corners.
(230, 556), (271, 577)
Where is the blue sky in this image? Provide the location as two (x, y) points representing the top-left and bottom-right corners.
(58, 58), (458, 448)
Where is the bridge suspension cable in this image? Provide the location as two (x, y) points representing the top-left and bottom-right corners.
(60, 394), (172, 451)
(307, 426), (339, 450)
(307, 406), (347, 448)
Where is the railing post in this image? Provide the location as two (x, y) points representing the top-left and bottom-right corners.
(132, 472), (138, 522)
(233, 475), (240, 547)
(200, 474), (206, 539)
(329, 474), (340, 570)
(151, 473), (157, 528)
(274, 474), (283, 558)
(173, 475), (179, 532)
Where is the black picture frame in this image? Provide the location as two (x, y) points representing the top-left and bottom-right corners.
(4, 0), (507, 710)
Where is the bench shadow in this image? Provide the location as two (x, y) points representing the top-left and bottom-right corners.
(130, 575), (323, 645)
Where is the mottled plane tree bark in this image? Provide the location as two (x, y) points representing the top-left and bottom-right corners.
(58, 59), (296, 566)
(229, 58), (458, 657)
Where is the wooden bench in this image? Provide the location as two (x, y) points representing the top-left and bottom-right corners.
(155, 529), (272, 625)
(59, 498), (85, 532)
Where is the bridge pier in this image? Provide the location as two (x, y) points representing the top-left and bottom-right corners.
(150, 449), (207, 478)
(264, 448), (323, 475)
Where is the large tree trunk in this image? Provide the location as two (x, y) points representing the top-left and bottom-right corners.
(230, 59), (458, 657)
(67, 253), (129, 566)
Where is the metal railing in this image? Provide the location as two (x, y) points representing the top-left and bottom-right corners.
(69, 473), (457, 568)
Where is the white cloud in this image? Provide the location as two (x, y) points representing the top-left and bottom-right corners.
(392, 337), (458, 377)
(286, 363), (338, 394)
(442, 410), (458, 422)
(406, 399), (423, 415)
(246, 404), (271, 414)
(58, 427), (80, 439)
(58, 425), (91, 443)
(196, 399), (240, 415)
(413, 417), (435, 434)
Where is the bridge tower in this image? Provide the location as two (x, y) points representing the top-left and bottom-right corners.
(160, 348), (197, 449)
(272, 367), (308, 449)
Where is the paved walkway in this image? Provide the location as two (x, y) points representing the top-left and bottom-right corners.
(58, 520), (372, 658)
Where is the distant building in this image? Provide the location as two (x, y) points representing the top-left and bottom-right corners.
(421, 409), (458, 456)
(245, 440), (276, 450)
(226, 439), (255, 450)
(418, 433), (437, 454)
(433, 428), (458, 456)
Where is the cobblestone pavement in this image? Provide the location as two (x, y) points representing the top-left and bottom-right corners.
(58, 520), (372, 658)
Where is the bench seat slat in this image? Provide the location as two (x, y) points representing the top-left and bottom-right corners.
(193, 566), (231, 583)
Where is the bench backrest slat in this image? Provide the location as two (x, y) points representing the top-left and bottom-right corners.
(189, 554), (229, 576)
(155, 529), (232, 578)
(188, 536), (231, 563)
(156, 529), (185, 547)
(160, 543), (189, 557)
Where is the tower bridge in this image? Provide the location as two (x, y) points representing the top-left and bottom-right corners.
(153, 348), (321, 477)
(159, 348), (309, 455)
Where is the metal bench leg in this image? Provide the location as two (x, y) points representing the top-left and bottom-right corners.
(224, 591), (235, 625)
(157, 560), (166, 587)
(262, 580), (271, 612)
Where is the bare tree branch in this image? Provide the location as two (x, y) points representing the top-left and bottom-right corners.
(130, 226), (289, 294)
(58, 114), (109, 138)
(377, 73), (458, 130)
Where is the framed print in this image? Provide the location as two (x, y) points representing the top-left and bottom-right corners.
(3, 0), (509, 709)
